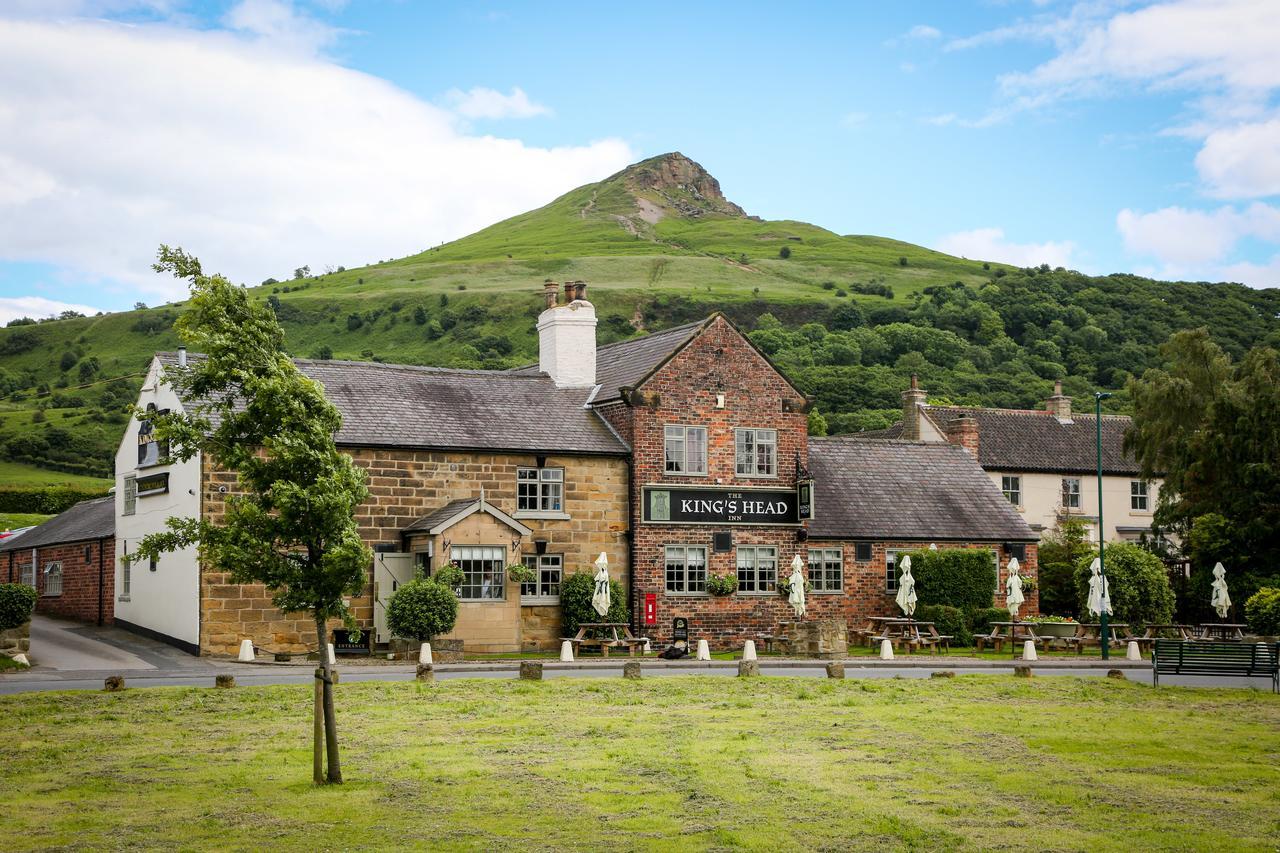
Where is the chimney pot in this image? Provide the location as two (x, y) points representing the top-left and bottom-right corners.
(1045, 379), (1073, 420)
(574, 281), (587, 301)
(542, 280), (558, 310)
(563, 281), (575, 302)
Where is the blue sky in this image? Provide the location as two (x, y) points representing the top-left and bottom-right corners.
(1, 0), (1278, 321)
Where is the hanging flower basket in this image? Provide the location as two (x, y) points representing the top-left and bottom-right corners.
(707, 574), (738, 596)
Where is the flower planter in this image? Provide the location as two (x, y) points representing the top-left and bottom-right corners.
(1028, 622), (1076, 639)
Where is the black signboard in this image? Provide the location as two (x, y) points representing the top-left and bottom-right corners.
(332, 628), (369, 656)
(797, 479), (815, 521)
(672, 617), (689, 643)
(642, 487), (799, 526)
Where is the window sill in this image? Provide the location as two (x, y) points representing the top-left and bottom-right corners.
(520, 598), (560, 607)
(664, 592), (710, 598)
(809, 589), (843, 595)
(734, 474), (778, 480)
(459, 598), (509, 604)
(117, 596), (130, 602)
(736, 591), (778, 597)
(513, 511), (571, 521)
(135, 460), (172, 472)
(41, 593), (61, 598)
(663, 472), (708, 478)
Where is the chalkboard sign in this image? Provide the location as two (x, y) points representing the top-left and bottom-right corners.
(672, 617), (689, 643)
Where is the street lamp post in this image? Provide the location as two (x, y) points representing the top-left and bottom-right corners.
(1095, 391), (1113, 661)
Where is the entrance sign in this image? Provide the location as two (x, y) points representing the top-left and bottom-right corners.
(642, 486), (798, 526)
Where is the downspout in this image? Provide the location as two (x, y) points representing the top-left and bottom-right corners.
(626, 454), (636, 636)
(97, 536), (106, 626)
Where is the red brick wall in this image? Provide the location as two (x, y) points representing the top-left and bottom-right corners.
(8, 538), (115, 625)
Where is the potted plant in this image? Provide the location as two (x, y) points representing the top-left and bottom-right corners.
(707, 574), (737, 597)
(1026, 614), (1077, 638)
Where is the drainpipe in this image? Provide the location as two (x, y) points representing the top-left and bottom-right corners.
(97, 536), (106, 626)
(625, 454), (637, 636)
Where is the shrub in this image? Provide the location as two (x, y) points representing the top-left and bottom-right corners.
(346, 313), (363, 331)
(898, 256), (908, 266)
(59, 351), (77, 371)
(909, 549), (997, 612)
(413, 306), (427, 325)
(386, 577), (458, 641)
(778, 246), (791, 259)
(0, 583), (38, 630)
(560, 571), (627, 638)
(915, 603), (970, 647)
(1245, 588), (1280, 635)
(707, 574), (737, 596)
(967, 606), (1008, 642)
(1072, 543), (1174, 627)
(0, 486), (108, 514)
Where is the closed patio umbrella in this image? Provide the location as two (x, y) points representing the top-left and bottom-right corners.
(787, 554), (806, 618)
(1005, 557), (1025, 620)
(1210, 562), (1231, 619)
(1086, 557), (1111, 618)
(895, 555), (917, 617)
(591, 552), (611, 617)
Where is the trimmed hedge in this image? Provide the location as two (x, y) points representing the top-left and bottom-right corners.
(0, 583), (38, 630)
(1245, 588), (1280, 636)
(560, 571), (627, 638)
(915, 603), (970, 647)
(967, 607), (1009, 642)
(386, 578), (458, 641)
(908, 549), (997, 612)
(0, 486), (109, 515)
(1072, 543), (1174, 627)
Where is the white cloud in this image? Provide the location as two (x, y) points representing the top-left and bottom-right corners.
(0, 295), (103, 325)
(906, 24), (941, 39)
(0, 17), (632, 304)
(445, 86), (551, 120)
(1116, 202), (1280, 271)
(935, 227), (1076, 268)
(1195, 118), (1280, 199)
(1215, 254), (1280, 288)
(223, 0), (342, 55)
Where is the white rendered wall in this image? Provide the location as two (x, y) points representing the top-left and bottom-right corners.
(993, 470), (1162, 542)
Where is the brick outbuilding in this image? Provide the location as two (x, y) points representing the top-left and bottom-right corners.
(1, 496), (115, 626)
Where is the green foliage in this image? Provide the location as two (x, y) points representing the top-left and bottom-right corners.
(58, 351), (77, 371)
(967, 607), (1008, 641)
(1037, 519), (1090, 618)
(0, 582), (38, 629)
(914, 603), (970, 647)
(433, 563), (463, 589)
(908, 549), (997, 612)
(1244, 588), (1280, 635)
(778, 246), (791, 259)
(706, 574), (738, 596)
(806, 408), (828, 436)
(559, 571), (627, 638)
(1072, 543), (1174, 627)
(0, 485), (108, 514)
(386, 577), (459, 641)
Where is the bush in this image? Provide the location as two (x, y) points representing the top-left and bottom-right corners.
(0, 486), (108, 514)
(0, 583), (38, 630)
(560, 571), (627, 638)
(967, 607), (1008, 642)
(1072, 543), (1174, 627)
(778, 246), (791, 259)
(1245, 588), (1280, 635)
(915, 603), (970, 647)
(707, 574), (737, 596)
(386, 577), (458, 641)
(908, 549), (997, 612)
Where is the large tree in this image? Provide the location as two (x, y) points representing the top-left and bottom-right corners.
(130, 247), (371, 785)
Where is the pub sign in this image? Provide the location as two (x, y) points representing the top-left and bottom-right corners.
(797, 478), (815, 521)
(642, 486), (799, 526)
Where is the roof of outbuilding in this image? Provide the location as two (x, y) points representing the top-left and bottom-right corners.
(807, 438), (1036, 542)
(155, 353), (628, 456)
(0, 496), (114, 552)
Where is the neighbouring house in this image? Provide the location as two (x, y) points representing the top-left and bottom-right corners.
(1, 495), (115, 626)
(871, 377), (1164, 545)
(115, 280), (1036, 656)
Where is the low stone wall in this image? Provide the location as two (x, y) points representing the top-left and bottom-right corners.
(388, 637), (465, 662)
(783, 618), (847, 659)
(1, 620), (31, 658)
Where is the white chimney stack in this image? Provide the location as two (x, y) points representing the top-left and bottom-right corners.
(537, 281), (597, 388)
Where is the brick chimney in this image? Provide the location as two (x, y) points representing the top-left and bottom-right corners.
(537, 281), (597, 388)
(945, 416), (979, 456)
(1044, 379), (1072, 422)
(901, 374), (927, 440)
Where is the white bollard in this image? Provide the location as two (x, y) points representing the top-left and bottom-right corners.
(1022, 640), (1038, 661)
(642, 638), (652, 654)
(12, 653), (29, 666)
(419, 642), (433, 665)
(1126, 641), (1141, 661)
(879, 638), (894, 660)
(237, 639), (255, 662)
(327, 643), (337, 665)
(560, 640), (575, 662)
(742, 640), (758, 662)
(696, 639), (711, 661)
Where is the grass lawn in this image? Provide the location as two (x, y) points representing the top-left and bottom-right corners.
(0, 459), (112, 489)
(2, 677), (1277, 851)
(0, 656), (28, 671)
(0, 512), (54, 530)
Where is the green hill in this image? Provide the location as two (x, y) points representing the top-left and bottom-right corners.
(2, 152), (1278, 491)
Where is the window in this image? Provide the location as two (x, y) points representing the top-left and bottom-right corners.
(1001, 475), (1022, 506)
(121, 542), (130, 599)
(1131, 480), (1149, 511)
(664, 425), (707, 475)
(136, 404), (170, 467)
(808, 548), (843, 593)
(517, 467), (564, 512)
(735, 428), (777, 477)
(84, 544), (93, 562)
(665, 545), (707, 594)
(1061, 477), (1081, 509)
(452, 546), (505, 601)
(149, 554), (158, 572)
(736, 546), (777, 593)
(885, 550), (900, 593)
(123, 476), (137, 516)
(854, 542), (873, 562)
(521, 554), (562, 602)
(42, 562), (62, 597)
(413, 550), (431, 573)
(19, 561), (35, 588)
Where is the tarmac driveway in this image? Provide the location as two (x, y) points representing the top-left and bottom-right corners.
(23, 614), (211, 674)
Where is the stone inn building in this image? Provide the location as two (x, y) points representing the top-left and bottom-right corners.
(112, 280), (1037, 656)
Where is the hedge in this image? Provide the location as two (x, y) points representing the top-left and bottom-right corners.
(914, 604), (970, 647)
(908, 549), (997, 612)
(0, 583), (38, 630)
(560, 571), (627, 638)
(1072, 543), (1175, 627)
(0, 486), (109, 515)
(1245, 588), (1280, 636)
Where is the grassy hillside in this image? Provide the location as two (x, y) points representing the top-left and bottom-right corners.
(1, 152), (1278, 491)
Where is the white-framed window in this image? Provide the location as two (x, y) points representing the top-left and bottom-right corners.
(735, 428), (777, 477)
(122, 475), (137, 516)
(19, 561), (35, 588)
(1001, 475), (1022, 507)
(808, 548), (843, 593)
(736, 546), (777, 593)
(665, 545), (707, 594)
(520, 554), (563, 603)
(120, 542), (131, 599)
(452, 546), (506, 601)
(885, 549), (900, 593)
(1061, 477), (1081, 509)
(42, 561), (63, 597)
(517, 467), (564, 512)
(664, 425), (707, 475)
(1131, 480), (1149, 511)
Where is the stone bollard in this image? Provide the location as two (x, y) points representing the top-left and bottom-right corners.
(416, 663), (435, 683)
(104, 675), (125, 691)
(738, 660), (761, 677)
(419, 643), (433, 665)
(519, 661), (543, 681)
(1126, 641), (1141, 661)
(215, 674), (235, 689)
(742, 640), (758, 662)
(1107, 669), (1126, 680)
(237, 639), (255, 662)
(623, 661), (641, 680)
(696, 639), (711, 661)
(1013, 665), (1032, 678)
(11, 653), (29, 667)
(826, 661), (845, 679)
(1022, 640), (1038, 662)
(879, 639), (894, 660)
(930, 670), (956, 679)
(560, 640), (575, 662)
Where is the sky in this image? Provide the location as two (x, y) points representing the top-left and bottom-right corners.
(1, 0), (1279, 323)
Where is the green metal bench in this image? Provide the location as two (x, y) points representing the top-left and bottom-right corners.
(1151, 639), (1279, 692)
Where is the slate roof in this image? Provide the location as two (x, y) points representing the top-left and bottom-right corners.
(403, 498), (477, 533)
(923, 406), (1139, 475)
(0, 496), (114, 552)
(155, 353), (628, 456)
(590, 320), (706, 403)
(807, 438), (1036, 542)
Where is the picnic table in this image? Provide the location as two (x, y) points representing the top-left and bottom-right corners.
(1138, 624), (1199, 641)
(868, 617), (949, 654)
(1076, 622), (1130, 650)
(561, 622), (647, 658)
(1198, 623), (1248, 642)
(977, 621), (1043, 654)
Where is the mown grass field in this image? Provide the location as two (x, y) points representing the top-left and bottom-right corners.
(0, 459), (112, 488)
(0, 512), (54, 529)
(1, 676), (1276, 851)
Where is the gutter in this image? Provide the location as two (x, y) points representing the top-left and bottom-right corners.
(97, 536), (106, 627)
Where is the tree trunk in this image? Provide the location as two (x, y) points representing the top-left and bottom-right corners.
(314, 613), (343, 784)
(313, 667), (324, 785)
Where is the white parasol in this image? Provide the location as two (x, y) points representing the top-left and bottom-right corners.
(787, 555), (806, 618)
(1005, 557), (1025, 620)
(895, 555), (917, 617)
(1085, 557), (1112, 618)
(1210, 562), (1231, 619)
(591, 552), (611, 617)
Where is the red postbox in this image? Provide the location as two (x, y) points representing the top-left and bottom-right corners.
(644, 593), (657, 625)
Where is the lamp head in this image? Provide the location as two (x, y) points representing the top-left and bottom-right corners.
(1095, 391), (1113, 400)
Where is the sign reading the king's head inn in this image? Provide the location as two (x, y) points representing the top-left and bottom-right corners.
(643, 486), (799, 526)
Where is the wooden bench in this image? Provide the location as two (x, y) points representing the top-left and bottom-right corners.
(1152, 639), (1279, 691)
